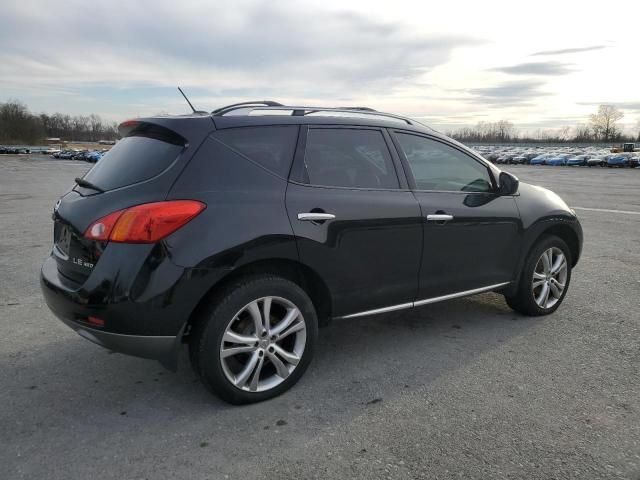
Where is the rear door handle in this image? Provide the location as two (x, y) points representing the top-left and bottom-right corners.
(297, 213), (336, 222)
(426, 214), (454, 222)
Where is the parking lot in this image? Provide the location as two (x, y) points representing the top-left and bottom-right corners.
(1, 154), (639, 479)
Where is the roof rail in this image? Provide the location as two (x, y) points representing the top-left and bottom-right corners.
(336, 106), (377, 112)
(211, 101), (284, 115)
(213, 103), (414, 126)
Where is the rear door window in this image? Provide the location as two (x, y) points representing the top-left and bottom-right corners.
(213, 126), (298, 178)
(82, 125), (184, 191)
(303, 128), (399, 189)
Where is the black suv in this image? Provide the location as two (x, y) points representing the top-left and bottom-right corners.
(41, 102), (582, 404)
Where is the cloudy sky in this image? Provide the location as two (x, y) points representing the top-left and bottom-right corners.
(1, 0), (638, 133)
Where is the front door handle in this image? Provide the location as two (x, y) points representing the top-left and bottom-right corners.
(298, 212), (336, 222)
(426, 214), (454, 222)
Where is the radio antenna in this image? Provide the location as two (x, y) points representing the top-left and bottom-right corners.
(178, 86), (197, 113)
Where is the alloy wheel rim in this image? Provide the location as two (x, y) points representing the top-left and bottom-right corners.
(220, 296), (306, 392)
(532, 247), (567, 309)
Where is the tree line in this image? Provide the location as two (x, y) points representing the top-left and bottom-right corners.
(448, 105), (639, 144)
(0, 100), (119, 144)
(1, 99), (638, 145)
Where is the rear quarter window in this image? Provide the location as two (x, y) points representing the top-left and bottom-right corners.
(82, 126), (184, 191)
(212, 126), (298, 178)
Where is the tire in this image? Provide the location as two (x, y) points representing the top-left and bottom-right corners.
(190, 274), (318, 404)
(505, 235), (572, 316)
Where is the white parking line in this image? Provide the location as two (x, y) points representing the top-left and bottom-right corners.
(572, 206), (640, 216)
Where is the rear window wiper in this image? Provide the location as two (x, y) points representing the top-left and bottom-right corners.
(74, 177), (104, 193)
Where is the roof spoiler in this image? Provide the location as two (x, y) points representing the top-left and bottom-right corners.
(117, 120), (186, 146)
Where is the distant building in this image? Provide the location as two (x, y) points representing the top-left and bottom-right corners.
(45, 137), (61, 144)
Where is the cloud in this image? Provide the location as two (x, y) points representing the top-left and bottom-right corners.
(0, 0), (476, 108)
(515, 116), (589, 128)
(577, 101), (640, 111)
(491, 62), (574, 76)
(457, 80), (551, 106)
(531, 45), (607, 56)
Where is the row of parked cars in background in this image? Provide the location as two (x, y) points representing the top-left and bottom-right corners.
(0, 146), (109, 163)
(51, 149), (108, 163)
(474, 145), (640, 168)
(0, 146), (31, 154)
(4, 142), (638, 168)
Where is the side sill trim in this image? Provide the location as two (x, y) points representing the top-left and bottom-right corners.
(413, 282), (511, 307)
(339, 302), (414, 320)
(337, 282), (511, 320)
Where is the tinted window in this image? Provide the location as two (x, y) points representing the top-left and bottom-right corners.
(83, 132), (183, 191)
(395, 133), (493, 192)
(214, 126), (298, 178)
(304, 128), (398, 189)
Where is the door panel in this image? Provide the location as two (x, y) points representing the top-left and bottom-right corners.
(286, 183), (422, 316)
(390, 131), (522, 300)
(286, 125), (422, 317)
(414, 191), (521, 299)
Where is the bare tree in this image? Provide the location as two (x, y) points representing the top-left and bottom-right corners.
(88, 114), (103, 141)
(558, 126), (571, 141)
(0, 101), (121, 144)
(449, 120), (519, 143)
(573, 124), (593, 142)
(589, 105), (624, 142)
(496, 120), (514, 142)
(71, 115), (89, 141)
(0, 100), (45, 144)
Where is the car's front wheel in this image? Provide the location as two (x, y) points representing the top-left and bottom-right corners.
(190, 274), (318, 404)
(505, 235), (572, 316)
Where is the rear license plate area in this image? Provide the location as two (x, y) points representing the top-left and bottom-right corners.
(54, 223), (72, 259)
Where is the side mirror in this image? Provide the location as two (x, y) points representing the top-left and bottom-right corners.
(498, 171), (519, 195)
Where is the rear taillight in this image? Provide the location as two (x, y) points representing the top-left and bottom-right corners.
(85, 210), (125, 241)
(84, 200), (206, 243)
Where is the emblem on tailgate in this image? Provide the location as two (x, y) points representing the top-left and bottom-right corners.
(72, 258), (94, 269)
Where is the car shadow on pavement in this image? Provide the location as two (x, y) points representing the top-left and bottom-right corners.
(1, 292), (545, 478)
(3, 292), (539, 416)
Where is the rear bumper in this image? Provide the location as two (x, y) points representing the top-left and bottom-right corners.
(39, 252), (196, 370)
(57, 315), (180, 370)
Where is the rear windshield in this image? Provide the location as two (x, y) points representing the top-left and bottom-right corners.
(82, 127), (184, 191)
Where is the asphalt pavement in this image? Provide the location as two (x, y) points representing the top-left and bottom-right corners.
(1, 155), (638, 479)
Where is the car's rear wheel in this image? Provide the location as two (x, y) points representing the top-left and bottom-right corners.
(190, 274), (318, 404)
(505, 235), (572, 316)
